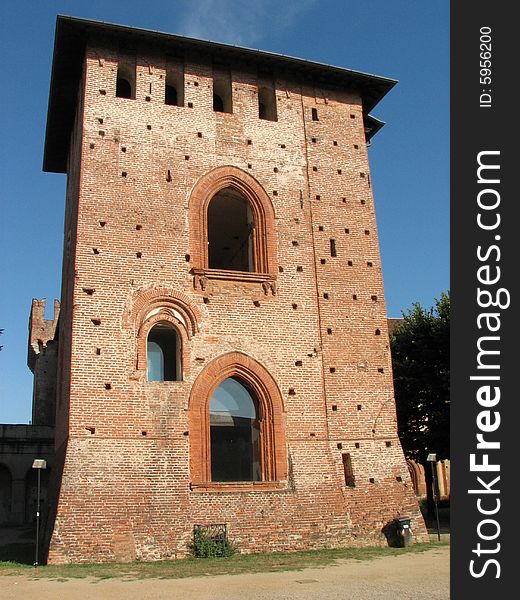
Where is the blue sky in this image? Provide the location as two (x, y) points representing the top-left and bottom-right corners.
(0, 0), (449, 423)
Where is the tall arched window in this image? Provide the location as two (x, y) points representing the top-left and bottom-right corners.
(188, 352), (287, 489)
(208, 188), (254, 272)
(210, 378), (261, 482)
(189, 167), (278, 286)
(147, 321), (181, 381)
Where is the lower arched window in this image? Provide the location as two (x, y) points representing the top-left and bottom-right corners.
(188, 352), (287, 488)
(209, 378), (261, 482)
(147, 321), (181, 381)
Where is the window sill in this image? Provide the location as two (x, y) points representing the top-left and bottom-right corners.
(190, 481), (287, 493)
(192, 268), (276, 294)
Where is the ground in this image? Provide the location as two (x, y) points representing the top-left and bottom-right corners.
(2, 545), (449, 600)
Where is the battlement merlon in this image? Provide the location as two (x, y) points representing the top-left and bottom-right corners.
(27, 298), (60, 372)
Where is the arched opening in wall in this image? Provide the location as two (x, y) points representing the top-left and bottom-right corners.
(0, 465), (12, 525)
(209, 377), (261, 482)
(147, 321), (181, 381)
(213, 93), (224, 112)
(116, 63), (135, 99)
(165, 67), (184, 106)
(213, 75), (232, 113)
(165, 83), (178, 106)
(189, 352), (287, 486)
(208, 188), (255, 272)
(407, 460), (420, 496)
(258, 86), (277, 121)
(24, 467), (49, 524)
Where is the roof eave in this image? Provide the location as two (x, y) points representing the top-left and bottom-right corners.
(43, 15), (397, 173)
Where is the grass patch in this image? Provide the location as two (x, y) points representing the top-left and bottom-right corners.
(0, 541), (448, 581)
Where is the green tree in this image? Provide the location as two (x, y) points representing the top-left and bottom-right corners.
(390, 293), (450, 512)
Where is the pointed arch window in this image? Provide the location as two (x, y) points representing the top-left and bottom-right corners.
(188, 352), (287, 491)
(189, 167), (278, 289)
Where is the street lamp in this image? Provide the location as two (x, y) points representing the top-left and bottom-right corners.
(426, 453), (441, 541)
(32, 459), (47, 567)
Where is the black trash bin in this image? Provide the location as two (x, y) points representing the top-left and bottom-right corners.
(395, 517), (413, 547)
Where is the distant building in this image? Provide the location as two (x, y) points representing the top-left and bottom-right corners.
(4, 16), (428, 562)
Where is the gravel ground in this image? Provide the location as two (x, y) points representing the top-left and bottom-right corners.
(3, 546), (449, 600)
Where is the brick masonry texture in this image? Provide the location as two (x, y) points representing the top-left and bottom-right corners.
(41, 21), (427, 563)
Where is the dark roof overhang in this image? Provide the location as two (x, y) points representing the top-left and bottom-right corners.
(43, 15), (397, 173)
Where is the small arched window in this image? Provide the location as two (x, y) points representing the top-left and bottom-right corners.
(147, 321), (181, 381)
(116, 63), (135, 99)
(116, 77), (132, 98)
(213, 93), (224, 112)
(213, 74), (232, 113)
(207, 188), (254, 272)
(165, 67), (184, 106)
(165, 84), (178, 106)
(210, 378), (261, 482)
(258, 86), (277, 121)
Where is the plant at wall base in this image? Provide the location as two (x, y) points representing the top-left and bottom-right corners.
(190, 527), (236, 558)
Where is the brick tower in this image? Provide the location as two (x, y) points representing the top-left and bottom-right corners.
(41, 16), (426, 563)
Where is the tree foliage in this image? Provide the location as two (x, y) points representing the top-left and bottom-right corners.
(390, 292), (450, 463)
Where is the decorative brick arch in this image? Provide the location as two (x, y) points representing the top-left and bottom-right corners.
(406, 460), (426, 497)
(188, 166), (277, 276)
(130, 287), (201, 337)
(189, 352), (287, 486)
(130, 288), (201, 376)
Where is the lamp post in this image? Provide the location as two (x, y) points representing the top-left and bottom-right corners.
(32, 459), (47, 567)
(426, 453), (441, 541)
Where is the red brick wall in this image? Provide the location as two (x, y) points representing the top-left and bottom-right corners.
(46, 43), (426, 563)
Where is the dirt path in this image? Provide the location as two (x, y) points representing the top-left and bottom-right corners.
(3, 546), (449, 600)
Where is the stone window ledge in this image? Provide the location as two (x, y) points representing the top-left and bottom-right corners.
(192, 268), (276, 294)
(190, 481), (287, 493)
